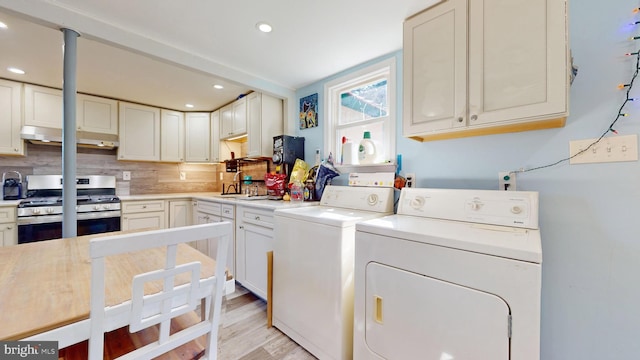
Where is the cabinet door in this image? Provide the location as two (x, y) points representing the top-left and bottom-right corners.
(246, 93), (262, 158)
(118, 102), (161, 161)
(121, 211), (166, 231)
(160, 109), (185, 162)
(0, 79), (23, 155)
(236, 221), (273, 300)
(468, 0), (567, 126)
(76, 94), (118, 134)
(403, 0), (467, 135)
(210, 110), (221, 162)
(185, 112), (211, 162)
(232, 97), (247, 136)
(168, 200), (192, 228)
(220, 103), (234, 139)
(0, 224), (17, 247)
(24, 84), (63, 129)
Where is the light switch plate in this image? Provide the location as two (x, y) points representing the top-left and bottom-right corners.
(123, 171), (131, 181)
(569, 134), (638, 164)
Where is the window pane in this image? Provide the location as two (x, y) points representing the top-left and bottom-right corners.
(339, 79), (388, 124)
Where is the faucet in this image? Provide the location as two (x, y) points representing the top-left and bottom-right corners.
(233, 170), (242, 182)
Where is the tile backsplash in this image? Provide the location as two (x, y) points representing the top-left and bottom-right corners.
(0, 143), (265, 195)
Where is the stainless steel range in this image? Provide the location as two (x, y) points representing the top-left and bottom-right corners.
(17, 175), (121, 244)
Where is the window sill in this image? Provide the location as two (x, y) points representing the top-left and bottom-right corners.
(334, 163), (396, 174)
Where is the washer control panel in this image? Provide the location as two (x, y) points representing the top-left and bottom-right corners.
(398, 188), (539, 229)
(320, 185), (394, 213)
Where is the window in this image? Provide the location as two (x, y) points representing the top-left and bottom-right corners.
(324, 58), (396, 166)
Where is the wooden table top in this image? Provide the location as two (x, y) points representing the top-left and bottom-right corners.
(0, 231), (216, 341)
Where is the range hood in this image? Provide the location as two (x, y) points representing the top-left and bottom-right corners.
(20, 126), (119, 149)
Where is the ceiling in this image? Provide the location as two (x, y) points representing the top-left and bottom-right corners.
(0, 0), (437, 112)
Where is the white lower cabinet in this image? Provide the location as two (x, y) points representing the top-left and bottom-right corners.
(168, 200), (192, 228)
(192, 200), (235, 276)
(0, 206), (17, 247)
(121, 200), (166, 231)
(235, 205), (274, 300)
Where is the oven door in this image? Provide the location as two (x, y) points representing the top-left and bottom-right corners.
(17, 211), (121, 244)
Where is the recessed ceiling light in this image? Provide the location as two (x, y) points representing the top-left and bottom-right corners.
(0, 21), (7, 29)
(7, 67), (25, 75)
(256, 22), (272, 33)
(213, 84), (224, 90)
(185, 104), (194, 108)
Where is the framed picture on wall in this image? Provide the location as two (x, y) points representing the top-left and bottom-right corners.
(299, 93), (318, 129)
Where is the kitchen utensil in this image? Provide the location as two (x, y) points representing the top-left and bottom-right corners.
(2, 171), (23, 200)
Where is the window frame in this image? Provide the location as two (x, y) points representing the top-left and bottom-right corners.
(323, 57), (396, 168)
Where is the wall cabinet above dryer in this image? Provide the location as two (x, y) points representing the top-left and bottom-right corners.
(403, 0), (568, 141)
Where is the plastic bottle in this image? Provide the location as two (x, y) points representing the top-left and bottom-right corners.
(358, 131), (377, 164)
(290, 179), (304, 202)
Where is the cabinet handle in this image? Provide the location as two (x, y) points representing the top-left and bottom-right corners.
(457, 117), (464, 123)
(142, 205), (147, 209)
(6, 226), (12, 230)
(255, 216), (261, 221)
(470, 114), (478, 121)
(239, 225), (244, 229)
(14, 148), (18, 152)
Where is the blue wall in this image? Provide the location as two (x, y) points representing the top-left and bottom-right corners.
(296, 0), (640, 358)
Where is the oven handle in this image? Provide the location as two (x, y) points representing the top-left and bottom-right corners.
(17, 211), (121, 225)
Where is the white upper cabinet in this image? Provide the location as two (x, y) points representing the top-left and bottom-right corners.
(246, 92), (283, 158)
(118, 102), (161, 161)
(210, 110), (221, 163)
(0, 79), (24, 156)
(220, 96), (247, 140)
(160, 109), (185, 162)
(185, 112), (211, 162)
(76, 94), (118, 134)
(24, 84), (63, 129)
(403, 0), (568, 141)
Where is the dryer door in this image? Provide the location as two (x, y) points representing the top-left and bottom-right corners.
(365, 263), (510, 359)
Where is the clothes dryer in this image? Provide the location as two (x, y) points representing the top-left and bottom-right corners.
(353, 188), (542, 360)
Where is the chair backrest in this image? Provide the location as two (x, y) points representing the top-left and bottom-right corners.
(88, 222), (232, 360)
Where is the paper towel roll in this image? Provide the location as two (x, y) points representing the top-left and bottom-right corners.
(342, 142), (358, 165)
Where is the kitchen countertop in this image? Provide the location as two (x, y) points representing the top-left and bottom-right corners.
(119, 192), (318, 210)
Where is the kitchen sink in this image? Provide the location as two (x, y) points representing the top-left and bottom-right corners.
(235, 195), (271, 201)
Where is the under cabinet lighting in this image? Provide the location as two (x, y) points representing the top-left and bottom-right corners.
(7, 67), (25, 74)
(256, 22), (272, 33)
(185, 104), (194, 108)
(213, 84), (224, 89)
(0, 21), (7, 29)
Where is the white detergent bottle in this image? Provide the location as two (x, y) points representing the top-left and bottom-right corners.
(358, 131), (377, 164)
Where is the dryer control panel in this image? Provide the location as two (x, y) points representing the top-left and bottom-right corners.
(398, 188), (539, 229)
(320, 185), (394, 213)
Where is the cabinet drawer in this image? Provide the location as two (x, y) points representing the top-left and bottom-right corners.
(122, 200), (165, 214)
(195, 200), (221, 216)
(0, 206), (16, 223)
(221, 204), (234, 219)
(239, 207), (274, 228)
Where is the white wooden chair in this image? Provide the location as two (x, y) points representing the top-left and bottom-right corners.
(87, 222), (231, 360)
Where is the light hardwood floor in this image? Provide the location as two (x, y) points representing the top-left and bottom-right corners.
(218, 284), (316, 360)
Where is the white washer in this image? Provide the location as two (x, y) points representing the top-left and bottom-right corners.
(273, 185), (395, 360)
(354, 188), (542, 360)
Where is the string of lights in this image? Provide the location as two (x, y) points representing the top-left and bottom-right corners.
(510, 7), (638, 174)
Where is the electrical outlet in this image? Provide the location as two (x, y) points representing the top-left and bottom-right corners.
(180, 171), (186, 181)
(569, 134), (638, 164)
(405, 173), (416, 188)
(122, 171), (131, 181)
(499, 171), (516, 191)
